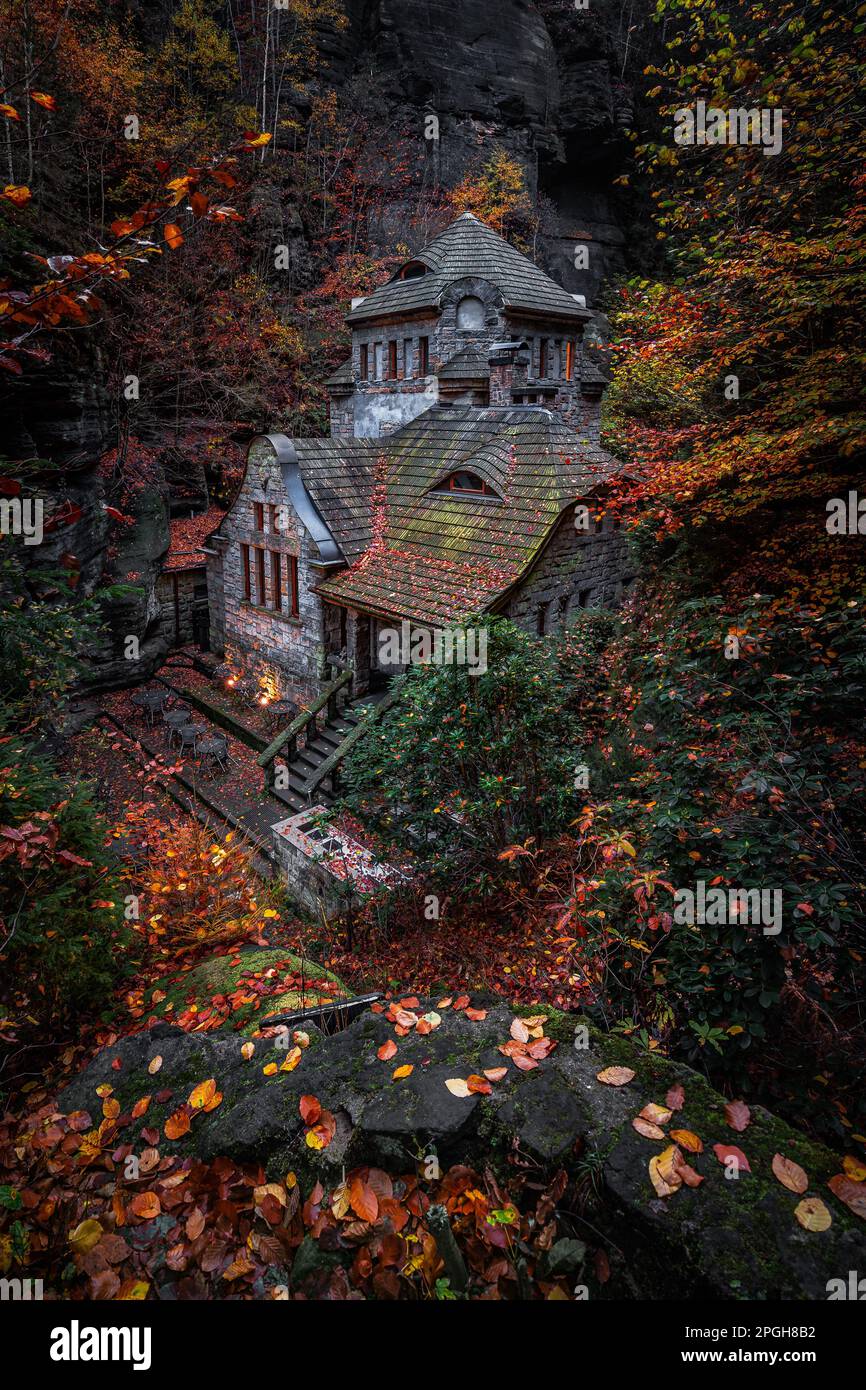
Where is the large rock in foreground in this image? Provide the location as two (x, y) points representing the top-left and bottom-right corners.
(58, 998), (866, 1300)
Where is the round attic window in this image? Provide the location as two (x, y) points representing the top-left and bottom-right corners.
(456, 295), (485, 331)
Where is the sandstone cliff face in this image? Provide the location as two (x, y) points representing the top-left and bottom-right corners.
(327, 0), (641, 301)
(3, 351), (171, 693)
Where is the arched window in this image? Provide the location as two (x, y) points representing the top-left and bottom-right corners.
(455, 295), (485, 332)
(434, 471), (499, 497)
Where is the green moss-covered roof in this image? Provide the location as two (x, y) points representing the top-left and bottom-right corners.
(314, 405), (620, 625)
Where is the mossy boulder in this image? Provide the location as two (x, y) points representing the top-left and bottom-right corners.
(141, 946), (348, 1037)
(56, 997), (866, 1300)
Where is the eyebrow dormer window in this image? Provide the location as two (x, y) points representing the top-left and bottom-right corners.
(399, 260), (428, 280)
(439, 471), (498, 497)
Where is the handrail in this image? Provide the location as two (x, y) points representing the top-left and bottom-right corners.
(257, 668), (353, 784)
(305, 691), (398, 800)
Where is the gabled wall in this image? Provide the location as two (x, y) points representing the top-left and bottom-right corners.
(503, 504), (635, 635)
(216, 442), (327, 696)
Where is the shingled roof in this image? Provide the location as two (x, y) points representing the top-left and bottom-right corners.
(437, 346), (491, 381)
(163, 505), (226, 573)
(293, 438), (379, 565)
(312, 406), (621, 625)
(346, 214), (590, 327)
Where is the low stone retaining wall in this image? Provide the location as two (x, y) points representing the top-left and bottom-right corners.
(270, 805), (408, 916)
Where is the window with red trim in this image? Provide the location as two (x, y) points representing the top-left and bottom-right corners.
(287, 554), (299, 617)
(436, 471), (498, 497)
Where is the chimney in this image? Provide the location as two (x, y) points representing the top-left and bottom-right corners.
(488, 340), (530, 406)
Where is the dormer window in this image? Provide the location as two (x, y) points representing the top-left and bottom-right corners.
(399, 260), (428, 280)
(435, 471), (499, 498)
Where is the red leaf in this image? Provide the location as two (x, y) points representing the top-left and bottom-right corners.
(713, 1143), (751, 1173)
(724, 1100), (751, 1133)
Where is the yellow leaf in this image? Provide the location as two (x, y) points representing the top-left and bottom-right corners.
(393, 1064), (413, 1080)
(188, 1078), (221, 1112)
(118, 1280), (150, 1300)
(68, 1218), (103, 1254)
(794, 1197), (831, 1232)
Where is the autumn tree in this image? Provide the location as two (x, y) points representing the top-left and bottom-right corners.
(449, 146), (536, 247)
(606, 0), (866, 597)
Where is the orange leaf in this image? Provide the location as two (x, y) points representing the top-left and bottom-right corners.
(771, 1153), (808, 1194)
(712, 1143), (751, 1173)
(30, 92), (57, 111)
(725, 1100), (751, 1133)
(827, 1174), (866, 1220)
(164, 1108), (191, 1140)
(164, 223), (183, 249)
(596, 1066), (635, 1086)
(670, 1129), (703, 1154)
(466, 1074), (492, 1095)
(794, 1197), (831, 1232)
(633, 1117), (666, 1140)
(129, 1192), (161, 1220)
(299, 1095), (321, 1125)
(349, 1175), (378, 1223)
(392, 1064), (413, 1080)
(188, 1078), (221, 1112)
(377, 1040), (397, 1061)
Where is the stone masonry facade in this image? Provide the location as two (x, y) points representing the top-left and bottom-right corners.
(503, 505), (635, 634)
(332, 275), (599, 441)
(211, 441), (328, 698)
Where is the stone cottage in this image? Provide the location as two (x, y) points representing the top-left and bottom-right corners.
(203, 213), (633, 698)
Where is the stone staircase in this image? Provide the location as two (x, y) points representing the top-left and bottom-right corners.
(268, 691), (388, 815)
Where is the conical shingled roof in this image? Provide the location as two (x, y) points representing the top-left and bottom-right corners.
(346, 213), (590, 327)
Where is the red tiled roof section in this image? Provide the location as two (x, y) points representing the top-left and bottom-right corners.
(163, 505), (226, 573)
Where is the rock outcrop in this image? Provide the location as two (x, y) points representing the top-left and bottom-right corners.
(58, 996), (866, 1301)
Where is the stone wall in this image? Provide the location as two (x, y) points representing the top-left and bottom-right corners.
(218, 445), (326, 697)
(503, 503), (635, 634)
(342, 279), (592, 436)
(205, 546), (226, 657)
